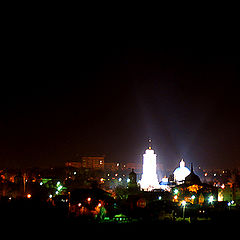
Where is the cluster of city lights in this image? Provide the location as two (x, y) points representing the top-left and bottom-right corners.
(74, 197), (104, 216)
(39, 179), (66, 198)
(55, 181), (64, 195)
(173, 187), (215, 205)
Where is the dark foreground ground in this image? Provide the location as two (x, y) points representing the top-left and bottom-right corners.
(5, 219), (238, 238)
(1, 199), (239, 237)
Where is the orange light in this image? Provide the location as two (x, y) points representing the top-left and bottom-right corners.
(27, 194), (32, 199)
(87, 197), (91, 202)
(187, 184), (203, 193)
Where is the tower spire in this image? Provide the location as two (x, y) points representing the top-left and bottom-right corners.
(148, 138), (152, 149)
(190, 162), (193, 173)
(140, 138), (160, 191)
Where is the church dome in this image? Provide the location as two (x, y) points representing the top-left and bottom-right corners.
(185, 163), (201, 185)
(173, 159), (190, 182)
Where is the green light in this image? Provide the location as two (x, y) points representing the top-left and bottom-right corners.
(55, 181), (65, 195)
(41, 178), (52, 184)
(174, 189), (179, 194)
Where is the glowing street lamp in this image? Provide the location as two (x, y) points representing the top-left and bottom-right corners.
(174, 189), (179, 195)
(228, 200), (234, 210)
(181, 200), (186, 219)
(26, 193), (32, 199)
(191, 195), (195, 203)
(208, 195), (214, 204)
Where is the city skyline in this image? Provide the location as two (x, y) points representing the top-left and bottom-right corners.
(2, 5), (240, 232)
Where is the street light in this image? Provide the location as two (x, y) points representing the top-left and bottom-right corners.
(26, 193), (32, 199)
(228, 200), (234, 210)
(191, 195), (195, 204)
(181, 200), (186, 219)
(208, 195), (214, 204)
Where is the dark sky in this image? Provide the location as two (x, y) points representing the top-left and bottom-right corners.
(1, 13), (240, 170)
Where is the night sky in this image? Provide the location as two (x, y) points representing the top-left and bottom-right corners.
(1, 15), (239, 170)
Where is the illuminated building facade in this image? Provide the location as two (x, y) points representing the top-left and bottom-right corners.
(81, 156), (104, 169)
(140, 141), (160, 191)
(66, 156), (104, 170)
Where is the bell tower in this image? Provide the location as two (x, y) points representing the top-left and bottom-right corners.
(140, 140), (160, 191)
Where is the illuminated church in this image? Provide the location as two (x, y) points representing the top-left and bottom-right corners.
(140, 140), (160, 191)
(139, 141), (198, 192)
